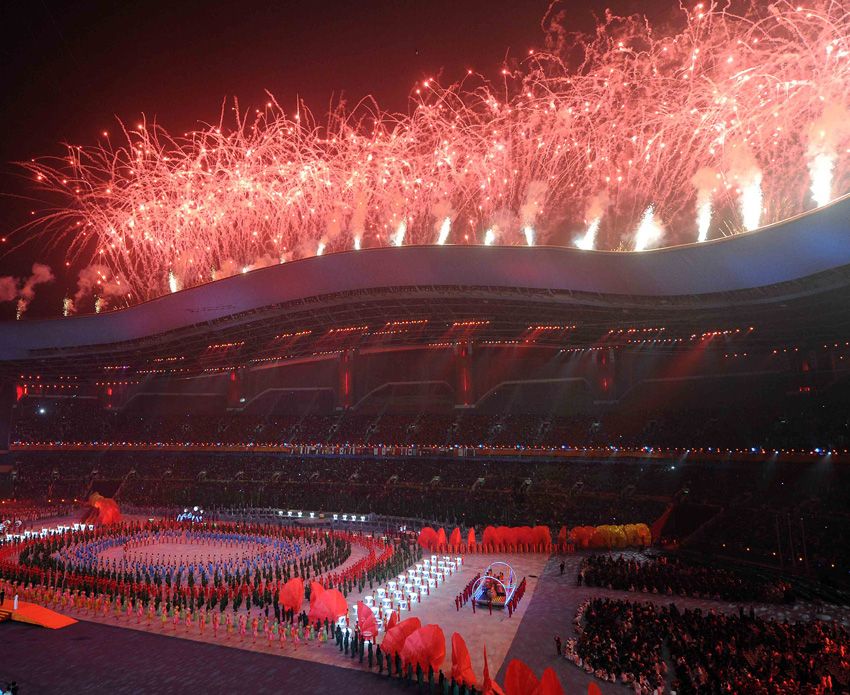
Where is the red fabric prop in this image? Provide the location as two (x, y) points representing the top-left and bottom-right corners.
(80, 493), (121, 525)
(357, 601), (379, 639)
(482, 645), (507, 695)
(568, 526), (587, 548)
(451, 632), (476, 687)
(468, 527), (477, 548)
(482, 526), (498, 547)
(557, 526), (567, 544)
(533, 525), (552, 546)
(497, 526), (513, 547)
(401, 624), (446, 672)
(517, 526), (536, 546)
(381, 616), (422, 657)
(437, 527), (448, 548)
(533, 669), (564, 695)
(449, 527), (462, 548)
(504, 659), (540, 695)
(418, 527), (438, 550)
(588, 685), (603, 695)
(308, 588), (348, 623)
(309, 581), (325, 604)
(278, 577), (304, 612)
(387, 610), (399, 631)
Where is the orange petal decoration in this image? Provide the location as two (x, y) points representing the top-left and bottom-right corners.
(533, 668), (564, 695)
(278, 576), (304, 613)
(482, 645), (507, 695)
(381, 616), (422, 657)
(401, 624), (446, 672)
(451, 632), (476, 687)
(357, 601), (379, 639)
(504, 659), (540, 695)
(307, 587), (347, 623)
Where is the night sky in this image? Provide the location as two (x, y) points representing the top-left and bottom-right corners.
(0, 0), (672, 317)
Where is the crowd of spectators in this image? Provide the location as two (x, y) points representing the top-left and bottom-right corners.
(5, 446), (850, 582)
(11, 394), (850, 451)
(572, 598), (850, 694)
(580, 554), (792, 603)
(3, 451), (668, 531)
(9, 392), (850, 588)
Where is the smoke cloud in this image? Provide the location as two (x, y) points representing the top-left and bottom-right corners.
(71, 265), (127, 314)
(0, 263), (55, 317)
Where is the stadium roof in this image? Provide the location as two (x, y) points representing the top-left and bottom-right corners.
(2, 194), (850, 377)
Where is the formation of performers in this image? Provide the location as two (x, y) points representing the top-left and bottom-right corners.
(455, 573), (481, 611)
(2, 520), (422, 621)
(59, 528), (311, 588)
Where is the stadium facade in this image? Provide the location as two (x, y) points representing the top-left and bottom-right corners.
(1, 194), (849, 432)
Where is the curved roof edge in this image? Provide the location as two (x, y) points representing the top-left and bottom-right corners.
(2, 193), (850, 360)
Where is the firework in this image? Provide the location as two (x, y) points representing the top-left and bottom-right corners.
(11, 0), (850, 312)
(634, 206), (664, 252)
(575, 217), (601, 251)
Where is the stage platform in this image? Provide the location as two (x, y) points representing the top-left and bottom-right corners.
(0, 601), (77, 629)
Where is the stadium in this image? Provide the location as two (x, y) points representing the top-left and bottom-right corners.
(5, 0), (850, 692)
(3, 192), (850, 693)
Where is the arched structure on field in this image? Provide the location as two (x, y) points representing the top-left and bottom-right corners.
(471, 561), (517, 608)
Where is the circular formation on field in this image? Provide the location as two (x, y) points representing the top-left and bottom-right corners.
(118, 538), (270, 568)
(59, 528), (317, 581)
